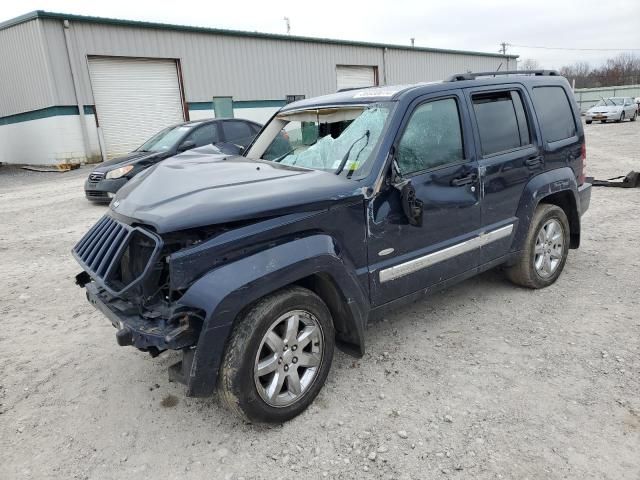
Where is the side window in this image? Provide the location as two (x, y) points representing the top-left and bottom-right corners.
(531, 86), (577, 142)
(396, 98), (464, 175)
(472, 90), (530, 156)
(184, 124), (218, 148)
(222, 120), (255, 146)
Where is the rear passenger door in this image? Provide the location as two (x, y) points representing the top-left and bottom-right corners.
(465, 86), (540, 264)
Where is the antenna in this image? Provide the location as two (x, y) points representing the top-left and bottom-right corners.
(410, 37), (415, 47)
(284, 17), (290, 35)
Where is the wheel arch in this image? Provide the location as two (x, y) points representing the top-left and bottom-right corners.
(539, 190), (580, 248)
(294, 272), (365, 357)
(174, 234), (369, 397)
(512, 168), (581, 252)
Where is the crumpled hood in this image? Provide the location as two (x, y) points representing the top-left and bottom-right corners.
(111, 153), (364, 233)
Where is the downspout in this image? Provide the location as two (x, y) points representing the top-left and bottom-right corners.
(62, 19), (93, 163)
(382, 48), (388, 85)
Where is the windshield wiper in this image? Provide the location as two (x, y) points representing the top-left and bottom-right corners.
(272, 148), (296, 163)
(335, 130), (370, 175)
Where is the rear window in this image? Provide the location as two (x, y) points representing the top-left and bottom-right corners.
(472, 91), (530, 156)
(531, 86), (577, 142)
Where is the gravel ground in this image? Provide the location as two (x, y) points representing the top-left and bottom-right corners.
(1, 119), (638, 480)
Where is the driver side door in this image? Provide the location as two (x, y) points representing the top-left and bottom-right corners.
(368, 91), (482, 306)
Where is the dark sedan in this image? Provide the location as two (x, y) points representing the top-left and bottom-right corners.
(85, 118), (262, 202)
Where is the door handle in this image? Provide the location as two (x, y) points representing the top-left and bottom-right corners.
(525, 155), (543, 167)
(450, 173), (477, 186)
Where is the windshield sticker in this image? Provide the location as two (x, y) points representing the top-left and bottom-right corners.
(353, 88), (400, 98)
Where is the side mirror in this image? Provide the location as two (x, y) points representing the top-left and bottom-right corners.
(390, 156), (423, 227)
(178, 140), (196, 152)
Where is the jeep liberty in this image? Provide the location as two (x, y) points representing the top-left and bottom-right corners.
(73, 70), (591, 422)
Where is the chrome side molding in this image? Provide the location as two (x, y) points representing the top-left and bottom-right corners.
(379, 224), (513, 283)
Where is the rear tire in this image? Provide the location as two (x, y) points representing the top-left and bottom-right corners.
(506, 204), (570, 289)
(631, 111), (637, 122)
(218, 286), (335, 423)
(585, 120), (592, 124)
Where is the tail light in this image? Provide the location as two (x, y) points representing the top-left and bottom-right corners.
(578, 143), (586, 185)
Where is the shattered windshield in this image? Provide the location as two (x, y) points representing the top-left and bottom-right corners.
(261, 105), (391, 178)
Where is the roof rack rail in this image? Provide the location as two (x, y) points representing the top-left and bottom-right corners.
(446, 70), (560, 82)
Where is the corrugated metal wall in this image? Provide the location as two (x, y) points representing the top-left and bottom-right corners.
(385, 49), (509, 84)
(0, 19), (56, 117)
(2, 17), (514, 116)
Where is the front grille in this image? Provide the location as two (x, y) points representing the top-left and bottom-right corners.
(85, 191), (109, 198)
(72, 215), (162, 296)
(89, 172), (105, 182)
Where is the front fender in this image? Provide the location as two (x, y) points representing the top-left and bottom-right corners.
(511, 167), (579, 252)
(174, 234), (369, 397)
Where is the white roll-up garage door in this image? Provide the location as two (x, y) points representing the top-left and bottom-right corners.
(336, 65), (377, 91)
(88, 57), (185, 158)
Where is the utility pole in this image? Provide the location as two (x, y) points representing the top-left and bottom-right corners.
(499, 42), (508, 55)
(410, 37), (415, 47)
(284, 17), (290, 35)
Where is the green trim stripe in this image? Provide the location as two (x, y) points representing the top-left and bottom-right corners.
(188, 100), (286, 111)
(0, 105), (94, 126)
(234, 100), (286, 108)
(1, 10), (518, 60)
(0, 101), (285, 126)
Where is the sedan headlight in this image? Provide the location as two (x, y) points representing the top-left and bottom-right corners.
(106, 165), (134, 179)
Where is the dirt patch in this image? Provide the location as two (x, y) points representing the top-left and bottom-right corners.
(160, 395), (179, 408)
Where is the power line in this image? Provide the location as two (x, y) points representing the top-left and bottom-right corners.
(508, 43), (640, 52)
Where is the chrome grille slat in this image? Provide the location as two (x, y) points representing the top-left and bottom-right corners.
(76, 216), (110, 256)
(72, 214), (162, 297)
(96, 227), (127, 276)
(89, 222), (123, 271)
(83, 219), (116, 264)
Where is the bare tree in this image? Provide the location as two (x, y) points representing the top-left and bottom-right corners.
(559, 53), (640, 88)
(521, 58), (541, 71)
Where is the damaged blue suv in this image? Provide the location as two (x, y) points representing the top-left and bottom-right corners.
(73, 70), (591, 423)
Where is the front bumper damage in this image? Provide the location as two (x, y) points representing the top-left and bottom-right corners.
(85, 282), (200, 352)
(84, 280), (202, 386)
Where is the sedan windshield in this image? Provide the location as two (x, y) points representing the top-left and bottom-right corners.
(260, 104), (391, 178)
(594, 98), (624, 107)
(137, 125), (191, 152)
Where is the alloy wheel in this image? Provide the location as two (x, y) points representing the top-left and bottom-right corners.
(254, 310), (324, 407)
(534, 218), (564, 278)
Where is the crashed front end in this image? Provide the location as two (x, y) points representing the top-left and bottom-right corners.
(72, 213), (208, 382)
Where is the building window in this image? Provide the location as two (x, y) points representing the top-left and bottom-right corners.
(213, 96), (234, 118)
(286, 95), (305, 104)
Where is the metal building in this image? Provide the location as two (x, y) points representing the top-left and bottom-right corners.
(0, 11), (517, 166)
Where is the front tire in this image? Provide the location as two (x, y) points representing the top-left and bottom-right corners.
(218, 286), (335, 423)
(585, 120), (592, 124)
(506, 204), (570, 289)
(617, 111), (625, 123)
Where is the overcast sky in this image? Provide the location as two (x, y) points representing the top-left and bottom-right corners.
(2, 0), (638, 69)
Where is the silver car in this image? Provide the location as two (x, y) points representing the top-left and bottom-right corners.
(585, 97), (638, 124)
